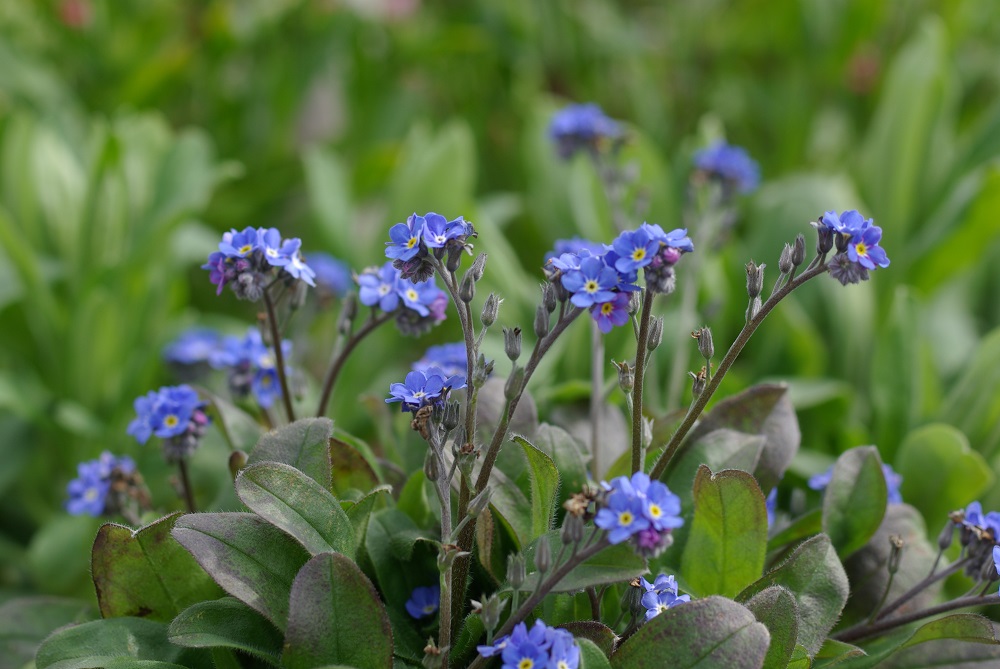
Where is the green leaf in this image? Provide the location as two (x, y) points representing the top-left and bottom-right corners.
(813, 638), (865, 666)
(487, 466), (534, 548)
(235, 461), (356, 558)
(561, 621), (618, 658)
(205, 391), (263, 453)
(345, 484), (392, 550)
(845, 614), (999, 668)
(530, 423), (591, 508)
(871, 288), (924, 458)
(737, 534), (849, 655)
(283, 552), (393, 669)
(767, 508), (822, 553)
(787, 645), (812, 669)
(167, 597), (283, 665)
(92, 513), (222, 622)
(681, 467), (768, 599)
(941, 326), (1000, 460)
(610, 596), (769, 669)
(743, 586), (799, 669)
(523, 533), (646, 593)
(329, 435), (381, 498)
(578, 637), (613, 669)
(664, 429), (766, 512)
(397, 470), (433, 528)
(896, 424), (993, 527)
(35, 617), (210, 669)
(513, 434), (561, 537)
(172, 512), (310, 631)
(676, 383), (800, 491)
(822, 446), (887, 559)
(0, 596), (94, 666)
(248, 417), (334, 490)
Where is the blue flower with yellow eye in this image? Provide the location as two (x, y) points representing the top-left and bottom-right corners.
(358, 262), (401, 312)
(590, 292), (630, 333)
(396, 277), (442, 317)
(611, 228), (660, 273)
(405, 585), (440, 619)
(386, 215), (424, 261)
(218, 226), (261, 258)
(561, 257), (618, 308)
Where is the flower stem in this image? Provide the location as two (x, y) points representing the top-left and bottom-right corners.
(177, 459), (196, 513)
(649, 260), (828, 481)
(630, 290), (654, 473)
(875, 556), (971, 621)
(834, 593), (1000, 645)
(315, 310), (393, 418)
(591, 320), (604, 479)
(262, 288), (296, 423)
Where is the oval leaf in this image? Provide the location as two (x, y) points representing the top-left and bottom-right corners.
(578, 637), (613, 669)
(168, 597), (283, 664)
(92, 513), (221, 622)
(681, 467), (768, 598)
(513, 434), (561, 537)
(235, 462), (355, 558)
(523, 533), (647, 593)
(822, 446), (887, 559)
(744, 586), (799, 669)
(283, 552), (393, 669)
(0, 596), (94, 667)
(738, 534), (849, 655)
(172, 512), (310, 631)
(561, 621), (618, 659)
(36, 617), (210, 669)
(248, 418), (334, 490)
(611, 596), (769, 669)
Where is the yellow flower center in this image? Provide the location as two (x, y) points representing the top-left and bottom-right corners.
(601, 302), (614, 315)
(164, 414), (179, 428)
(584, 280), (598, 293)
(84, 488), (99, 501)
(618, 510), (634, 526)
(855, 241), (868, 256)
(648, 504), (662, 518)
(632, 248), (646, 261)
(406, 289), (419, 301)
(518, 660), (534, 669)
(406, 237), (419, 249)
(558, 662), (570, 669)
(238, 244), (253, 254)
(657, 603), (669, 614)
(423, 604), (436, 614)
(260, 375), (272, 387)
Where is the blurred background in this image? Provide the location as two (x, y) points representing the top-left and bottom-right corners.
(1, 0), (999, 611)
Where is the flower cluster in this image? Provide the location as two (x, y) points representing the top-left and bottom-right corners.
(595, 472), (683, 557)
(545, 224), (693, 333)
(384, 212), (475, 282)
(693, 141), (760, 194)
(412, 342), (467, 377)
(549, 103), (623, 159)
(127, 385), (210, 461)
(164, 328), (222, 367)
(66, 452), (140, 517)
(477, 620), (579, 669)
(405, 585), (440, 619)
(640, 573), (691, 621)
(358, 261), (449, 336)
(203, 226), (317, 300)
(210, 328), (292, 410)
(952, 501), (1000, 582)
(809, 462), (903, 504)
(816, 210), (890, 285)
(386, 367), (467, 413)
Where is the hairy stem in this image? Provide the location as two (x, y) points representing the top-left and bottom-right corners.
(649, 260), (828, 480)
(590, 321), (604, 479)
(315, 311), (394, 418)
(262, 288), (296, 423)
(876, 556), (971, 621)
(834, 593), (1000, 645)
(177, 459), (196, 513)
(630, 291), (655, 473)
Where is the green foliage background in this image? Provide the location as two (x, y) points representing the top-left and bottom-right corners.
(0, 0), (999, 617)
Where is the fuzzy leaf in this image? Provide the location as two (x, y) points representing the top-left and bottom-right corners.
(35, 617), (211, 669)
(822, 446), (887, 559)
(610, 596), (769, 669)
(248, 417), (333, 490)
(235, 461), (355, 558)
(846, 615), (1000, 668)
(172, 512), (310, 630)
(283, 552), (393, 669)
(513, 434), (561, 537)
(578, 637), (613, 669)
(531, 424), (592, 508)
(0, 596), (94, 666)
(813, 639), (866, 666)
(523, 533), (646, 593)
(168, 597), (283, 664)
(344, 484), (392, 550)
(329, 435), (381, 497)
(92, 513), (221, 622)
(743, 586), (799, 669)
(738, 534), (849, 655)
(681, 467), (768, 599)
(561, 621), (617, 658)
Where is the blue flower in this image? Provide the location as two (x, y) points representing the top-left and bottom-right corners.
(477, 620), (579, 669)
(358, 262), (401, 312)
(386, 367), (466, 413)
(164, 328), (222, 365)
(561, 257), (619, 308)
(611, 228), (660, 273)
(396, 277), (443, 317)
(151, 386), (203, 439)
(590, 292), (631, 334)
(420, 213), (451, 249)
(544, 237), (605, 262)
(209, 329), (292, 409)
(405, 585), (440, 619)
(847, 223), (890, 270)
(66, 459), (111, 516)
(809, 462), (903, 504)
(641, 223), (694, 254)
(820, 210), (867, 236)
(206, 226), (316, 298)
(641, 587), (691, 621)
(596, 473), (683, 548)
(549, 103), (622, 159)
(766, 488), (778, 528)
(693, 141), (760, 193)
(127, 391), (160, 444)
(218, 226), (261, 257)
(308, 253), (352, 297)
(385, 215), (424, 261)
(413, 343), (468, 377)
(965, 501), (985, 528)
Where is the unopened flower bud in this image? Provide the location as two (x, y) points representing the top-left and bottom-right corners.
(422, 639), (444, 669)
(778, 244), (794, 274)
(535, 538), (552, 574)
(647, 317), (664, 352)
(887, 535), (904, 575)
(613, 360), (634, 393)
(816, 224), (834, 255)
(694, 326), (714, 360)
(472, 354), (489, 388)
(504, 367), (525, 400)
(459, 273), (476, 303)
(561, 512), (584, 545)
(469, 253), (488, 281)
(534, 305), (550, 339)
(553, 279), (569, 303)
(228, 450), (248, 480)
(507, 554), (526, 590)
(835, 231), (849, 253)
(446, 245), (464, 273)
(468, 487), (492, 518)
(745, 261), (765, 298)
(424, 451), (440, 482)
(542, 283), (557, 313)
(503, 327), (522, 361)
(622, 577), (646, 619)
(442, 401), (461, 432)
(484, 358), (495, 377)
(481, 293), (501, 327)
(689, 369), (707, 397)
(936, 521), (954, 553)
(792, 234), (806, 266)
(983, 554), (999, 583)
(479, 593), (502, 633)
(628, 292), (642, 315)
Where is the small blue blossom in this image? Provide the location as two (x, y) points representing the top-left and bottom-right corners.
(413, 343), (468, 377)
(386, 367), (466, 413)
(420, 213), (451, 249)
(693, 141), (760, 194)
(128, 386), (210, 462)
(164, 328), (222, 365)
(405, 585), (440, 619)
(307, 253), (352, 297)
(358, 262), (401, 312)
(205, 226), (316, 298)
(544, 237), (605, 262)
(210, 329), (292, 410)
(641, 587), (691, 621)
(66, 459), (111, 516)
(641, 223), (694, 254)
(590, 292), (631, 334)
(397, 277), (444, 317)
(549, 103), (623, 159)
(276, 238), (318, 286)
(596, 473), (683, 554)
(218, 226), (261, 257)
(611, 228), (660, 273)
(820, 210), (868, 236)
(477, 620), (579, 669)
(809, 462), (903, 504)
(385, 215), (425, 262)
(847, 223), (890, 270)
(561, 257), (619, 308)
